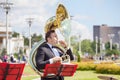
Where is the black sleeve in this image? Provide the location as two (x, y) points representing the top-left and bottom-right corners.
(66, 48), (74, 60)
(35, 47), (50, 70)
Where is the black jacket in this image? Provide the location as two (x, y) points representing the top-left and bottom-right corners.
(35, 42), (74, 80)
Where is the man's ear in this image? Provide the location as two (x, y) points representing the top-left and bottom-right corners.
(47, 37), (51, 42)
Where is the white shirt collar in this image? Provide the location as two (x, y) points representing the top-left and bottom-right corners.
(47, 43), (52, 48)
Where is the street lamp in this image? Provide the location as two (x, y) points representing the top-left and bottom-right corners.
(118, 31), (120, 50)
(100, 37), (102, 54)
(68, 16), (74, 49)
(78, 35), (81, 52)
(95, 36), (98, 55)
(0, 0), (13, 54)
(108, 34), (114, 50)
(22, 31), (26, 54)
(26, 18), (34, 52)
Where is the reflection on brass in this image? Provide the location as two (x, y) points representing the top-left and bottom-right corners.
(44, 4), (69, 33)
(56, 4), (68, 27)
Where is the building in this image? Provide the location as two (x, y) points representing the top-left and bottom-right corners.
(0, 22), (24, 55)
(10, 35), (24, 54)
(93, 24), (120, 49)
(0, 22), (12, 54)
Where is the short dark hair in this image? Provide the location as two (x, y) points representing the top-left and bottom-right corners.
(45, 30), (55, 42)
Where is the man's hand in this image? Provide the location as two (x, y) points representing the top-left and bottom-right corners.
(52, 57), (62, 63)
(59, 40), (68, 48)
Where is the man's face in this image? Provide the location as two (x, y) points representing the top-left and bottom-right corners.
(48, 32), (58, 45)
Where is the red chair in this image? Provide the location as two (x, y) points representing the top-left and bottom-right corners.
(0, 62), (8, 79)
(43, 63), (77, 77)
(0, 63), (25, 80)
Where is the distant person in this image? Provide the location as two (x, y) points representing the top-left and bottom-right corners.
(111, 54), (115, 60)
(10, 55), (16, 63)
(3, 54), (8, 62)
(22, 54), (27, 63)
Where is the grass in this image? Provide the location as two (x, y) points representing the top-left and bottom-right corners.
(21, 64), (120, 80)
(21, 64), (39, 80)
(22, 76), (39, 80)
(65, 71), (120, 80)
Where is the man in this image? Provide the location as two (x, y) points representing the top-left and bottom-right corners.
(35, 30), (74, 80)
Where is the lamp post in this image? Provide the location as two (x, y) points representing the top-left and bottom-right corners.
(26, 18), (34, 52)
(118, 31), (120, 50)
(22, 31), (26, 54)
(0, 0), (13, 54)
(108, 34), (114, 50)
(77, 34), (81, 62)
(78, 35), (81, 53)
(68, 16), (74, 49)
(95, 36), (98, 55)
(100, 37), (102, 54)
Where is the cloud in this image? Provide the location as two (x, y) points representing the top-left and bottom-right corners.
(71, 20), (92, 40)
(0, 0), (92, 40)
(73, 14), (94, 21)
(55, 20), (93, 41)
(8, 0), (58, 35)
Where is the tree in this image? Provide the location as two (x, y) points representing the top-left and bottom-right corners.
(91, 41), (96, 53)
(0, 48), (6, 59)
(106, 49), (120, 56)
(105, 42), (117, 50)
(12, 31), (19, 37)
(24, 37), (29, 46)
(70, 35), (81, 62)
(31, 33), (43, 46)
(105, 42), (120, 56)
(70, 36), (80, 55)
(81, 39), (94, 54)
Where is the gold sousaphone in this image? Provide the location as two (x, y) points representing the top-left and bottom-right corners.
(45, 4), (69, 32)
(29, 3), (71, 77)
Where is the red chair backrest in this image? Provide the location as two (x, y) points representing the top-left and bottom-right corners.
(0, 63), (25, 80)
(0, 62), (8, 79)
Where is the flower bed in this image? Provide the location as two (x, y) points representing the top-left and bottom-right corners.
(73, 61), (120, 75)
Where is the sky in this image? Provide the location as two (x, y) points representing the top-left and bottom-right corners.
(0, 0), (120, 40)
